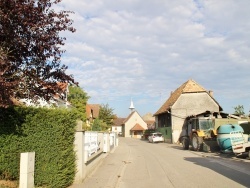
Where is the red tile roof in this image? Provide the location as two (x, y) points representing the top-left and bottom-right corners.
(52, 82), (69, 100)
(86, 104), (100, 118)
(130, 123), (145, 131)
(57, 82), (68, 91)
(113, 118), (126, 126)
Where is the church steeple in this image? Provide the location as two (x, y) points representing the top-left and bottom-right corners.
(129, 99), (135, 113)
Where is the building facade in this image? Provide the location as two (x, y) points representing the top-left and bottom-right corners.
(154, 79), (222, 143)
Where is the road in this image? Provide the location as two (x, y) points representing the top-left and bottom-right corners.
(79, 138), (250, 188)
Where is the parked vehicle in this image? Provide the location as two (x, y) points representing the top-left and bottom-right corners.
(118, 132), (122, 137)
(143, 129), (155, 140)
(148, 132), (164, 143)
(217, 124), (244, 153)
(181, 117), (216, 151)
(181, 114), (239, 151)
(230, 129), (250, 159)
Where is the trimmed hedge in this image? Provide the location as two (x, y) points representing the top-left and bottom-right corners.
(0, 107), (80, 187)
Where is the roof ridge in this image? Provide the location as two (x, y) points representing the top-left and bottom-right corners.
(130, 123), (145, 131)
(154, 79), (210, 116)
(181, 79), (206, 93)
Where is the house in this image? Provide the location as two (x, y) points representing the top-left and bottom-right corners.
(52, 82), (71, 108)
(19, 82), (71, 108)
(154, 79), (223, 143)
(86, 104), (100, 127)
(111, 100), (148, 138)
(122, 111), (148, 138)
(113, 112), (155, 138)
(142, 113), (155, 129)
(112, 118), (126, 135)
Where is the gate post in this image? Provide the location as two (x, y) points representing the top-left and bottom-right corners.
(74, 121), (86, 183)
(19, 152), (35, 188)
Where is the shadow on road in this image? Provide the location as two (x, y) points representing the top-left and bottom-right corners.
(169, 144), (247, 160)
(184, 156), (250, 187)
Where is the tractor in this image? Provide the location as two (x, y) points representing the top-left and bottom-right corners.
(182, 117), (216, 151)
(181, 115), (239, 151)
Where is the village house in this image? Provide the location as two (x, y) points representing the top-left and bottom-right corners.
(112, 101), (149, 138)
(121, 110), (148, 138)
(112, 118), (126, 136)
(142, 113), (156, 129)
(86, 104), (100, 127)
(154, 79), (223, 143)
(19, 82), (71, 108)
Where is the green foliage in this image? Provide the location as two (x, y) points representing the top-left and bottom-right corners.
(68, 85), (89, 121)
(0, 107), (79, 187)
(92, 118), (108, 131)
(233, 105), (245, 115)
(99, 104), (115, 130)
(82, 122), (91, 131)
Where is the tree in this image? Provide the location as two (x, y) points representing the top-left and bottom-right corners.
(99, 104), (116, 130)
(0, 0), (76, 107)
(67, 85), (89, 121)
(92, 118), (108, 131)
(0, 47), (13, 105)
(233, 105), (245, 115)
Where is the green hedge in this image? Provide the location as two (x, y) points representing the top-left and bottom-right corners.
(0, 107), (80, 187)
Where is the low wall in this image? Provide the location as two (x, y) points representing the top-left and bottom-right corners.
(74, 129), (118, 184)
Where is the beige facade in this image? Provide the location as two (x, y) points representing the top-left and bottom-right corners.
(154, 79), (222, 143)
(171, 92), (220, 143)
(123, 111), (148, 138)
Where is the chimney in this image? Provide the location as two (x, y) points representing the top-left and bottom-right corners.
(208, 90), (213, 97)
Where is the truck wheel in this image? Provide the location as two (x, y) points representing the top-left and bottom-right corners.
(182, 137), (189, 150)
(191, 133), (203, 151)
(248, 150), (250, 159)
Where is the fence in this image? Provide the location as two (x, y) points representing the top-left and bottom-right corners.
(74, 129), (118, 183)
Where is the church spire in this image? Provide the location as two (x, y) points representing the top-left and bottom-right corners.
(129, 98), (135, 113)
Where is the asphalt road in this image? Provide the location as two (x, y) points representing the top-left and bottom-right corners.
(76, 138), (250, 188)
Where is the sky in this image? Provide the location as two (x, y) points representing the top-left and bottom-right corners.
(56, 0), (250, 118)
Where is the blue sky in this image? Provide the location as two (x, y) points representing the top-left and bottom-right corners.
(57, 0), (250, 117)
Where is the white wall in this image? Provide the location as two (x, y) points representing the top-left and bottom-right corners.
(124, 111), (147, 137)
(171, 92), (220, 143)
(111, 126), (122, 134)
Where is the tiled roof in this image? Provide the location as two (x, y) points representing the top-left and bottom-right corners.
(154, 79), (222, 116)
(113, 118), (126, 126)
(130, 123), (145, 131)
(52, 82), (69, 100)
(57, 82), (68, 92)
(86, 104), (100, 118)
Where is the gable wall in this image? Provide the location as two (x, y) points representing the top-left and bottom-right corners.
(111, 126), (122, 134)
(171, 92), (220, 143)
(124, 112), (147, 137)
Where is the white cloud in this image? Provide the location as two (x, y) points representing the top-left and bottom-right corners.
(56, 0), (250, 117)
